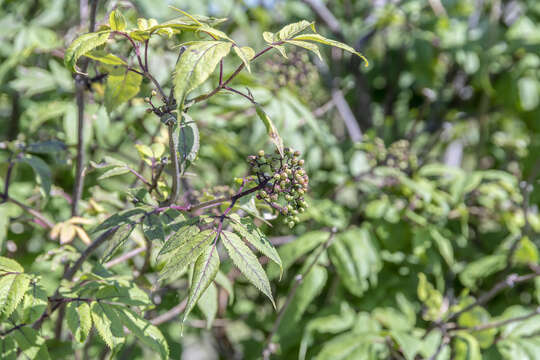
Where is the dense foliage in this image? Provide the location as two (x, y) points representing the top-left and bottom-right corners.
(0, 0), (539, 359)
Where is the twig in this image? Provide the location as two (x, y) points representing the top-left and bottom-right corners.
(262, 229), (337, 360)
(5, 196), (54, 228)
(301, 0), (342, 36)
(451, 307), (540, 333)
(150, 299), (188, 325)
(445, 272), (540, 323)
(104, 246), (146, 268)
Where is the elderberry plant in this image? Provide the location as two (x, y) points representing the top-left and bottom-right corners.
(0, 7), (367, 359)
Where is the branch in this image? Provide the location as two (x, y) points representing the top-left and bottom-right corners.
(5, 196), (54, 229)
(445, 272), (540, 323)
(104, 246), (146, 268)
(150, 299), (187, 325)
(262, 229), (337, 360)
(301, 0), (342, 37)
(451, 307), (540, 333)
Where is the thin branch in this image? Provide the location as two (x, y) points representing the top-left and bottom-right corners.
(452, 307), (540, 333)
(104, 246), (146, 268)
(150, 299), (188, 325)
(445, 272), (540, 323)
(5, 196), (54, 228)
(262, 229), (337, 360)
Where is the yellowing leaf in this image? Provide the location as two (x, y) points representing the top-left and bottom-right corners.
(255, 105), (284, 157)
(64, 31), (111, 74)
(109, 9), (127, 31)
(291, 33), (368, 66)
(174, 41), (232, 109)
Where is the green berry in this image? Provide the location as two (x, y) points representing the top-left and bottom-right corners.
(258, 150), (265, 157)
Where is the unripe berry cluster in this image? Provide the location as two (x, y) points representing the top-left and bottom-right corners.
(361, 138), (417, 171)
(247, 148), (309, 228)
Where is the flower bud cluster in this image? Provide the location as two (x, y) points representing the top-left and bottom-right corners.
(247, 148), (308, 228)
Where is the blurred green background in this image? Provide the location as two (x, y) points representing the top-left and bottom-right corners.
(1, 0), (540, 359)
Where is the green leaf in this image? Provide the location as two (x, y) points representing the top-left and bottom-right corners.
(98, 166), (130, 180)
(278, 265), (327, 335)
(105, 67), (143, 113)
(0, 205), (9, 252)
(109, 9), (127, 31)
(268, 231), (329, 279)
(101, 223), (135, 263)
(66, 301), (92, 343)
(275, 20), (314, 41)
(184, 245), (220, 325)
(196, 282), (218, 329)
(92, 207), (147, 233)
(284, 40), (322, 60)
(142, 214), (164, 242)
(17, 155), (52, 196)
(174, 41), (232, 108)
(459, 254), (506, 290)
(255, 104), (284, 157)
(513, 236), (539, 265)
(292, 33), (368, 66)
(159, 229), (216, 281)
(21, 282), (48, 324)
(454, 332), (482, 360)
(64, 31), (111, 73)
(430, 228), (454, 267)
(12, 327), (50, 360)
(221, 231), (275, 307)
(94, 283), (151, 306)
(392, 331), (422, 360)
(158, 224), (200, 257)
(0, 257), (24, 273)
(458, 306), (496, 348)
(91, 302), (125, 350)
(0, 336), (17, 360)
(115, 306), (169, 360)
(178, 114), (200, 170)
(26, 140), (66, 154)
(0, 273), (30, 320)
(233, 45), (254, 72)
(230, 215), (282, 278)
(84, 50), (127, 66)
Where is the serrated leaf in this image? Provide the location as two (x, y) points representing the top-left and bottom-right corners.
(178, 114), (200, 169)
(91, 302), (125, 349)
(92, 207), (147, 233)
(143, 214), (164, 242)
(84, 50), (127, 66)
(12, 327), (50, 360)
(276, 20), (314, 40)
(105, 67), (143, 113)
(196, 282), (218, 329)
(233, 46), (254, 72)
(292, 33), (368, 66)
(174, 41), (232, 108)
(109, 9), (126, 31)
(0, 257), (23, 273)
(101, 223), (135, 263)
(21, 282), (48, 324)
(230, 215), (282, 278)
(115, 306), (169, 359)
(94, 283), (151, 306)
(66, 301), (92, 343)
(0, 274), (30, 319)
(64, 31), (111, 73)
(221, 231), (275, 307)
(17, 155), (52, 196)
(160, 229), (216, 281)
(158, 224), (200, 257)
(284, 40), (322, 60)
(255, 104), (283, 157)
(184, 245), (220, 325)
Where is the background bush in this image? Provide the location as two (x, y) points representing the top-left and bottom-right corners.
(0, 0), (539, 359)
